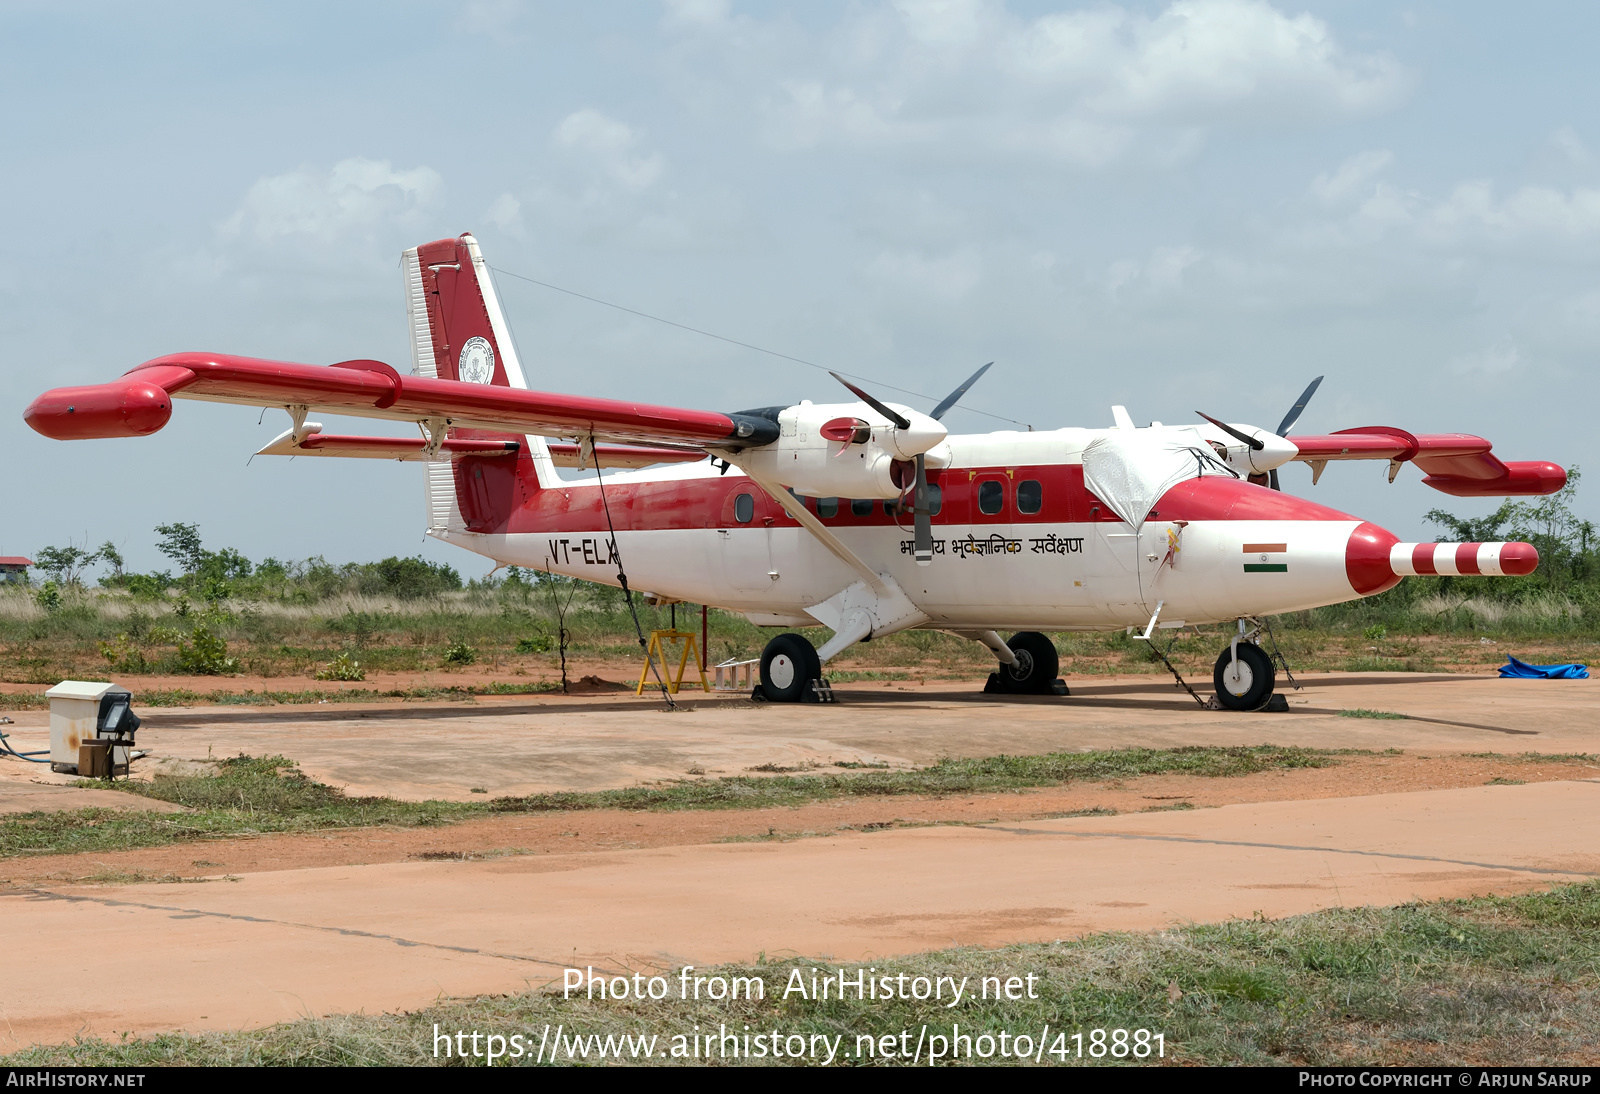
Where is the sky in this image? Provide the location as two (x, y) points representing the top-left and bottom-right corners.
(5, 0), (1599, 575)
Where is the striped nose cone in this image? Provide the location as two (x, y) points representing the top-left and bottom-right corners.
(1389, 541), (1539, 577)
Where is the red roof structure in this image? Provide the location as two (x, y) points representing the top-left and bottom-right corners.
(0, 557), (31, 567)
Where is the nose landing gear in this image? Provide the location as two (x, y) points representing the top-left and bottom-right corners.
(1209, 619), (1294, 711)
(1212, 641), (1276, 710)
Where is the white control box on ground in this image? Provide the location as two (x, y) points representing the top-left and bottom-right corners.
(45, 680), (128, 771)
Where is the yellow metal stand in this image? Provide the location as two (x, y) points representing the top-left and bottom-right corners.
(636, 630), (711, 696)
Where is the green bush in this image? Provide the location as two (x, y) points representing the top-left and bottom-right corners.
(443, 639), (477, 666)
(314, 651), (365, 682)
(515, 635), (552, 654)
(34, 581), (61, 613)
(359, 556), (461, 600)
(99, 634), (151, 674)
(174, 625), (239, 675)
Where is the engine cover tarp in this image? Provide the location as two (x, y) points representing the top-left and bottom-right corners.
(1081, 429), (1234, 529)
(1498, 656), (1590, 679)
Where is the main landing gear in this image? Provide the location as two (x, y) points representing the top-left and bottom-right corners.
(757, 633), (833, 703)
(979, 631), (1070, 696)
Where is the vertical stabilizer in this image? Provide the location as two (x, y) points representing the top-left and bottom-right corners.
(401, 233), (557, 537)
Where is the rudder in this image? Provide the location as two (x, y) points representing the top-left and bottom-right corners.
(401, 233), (557, 536)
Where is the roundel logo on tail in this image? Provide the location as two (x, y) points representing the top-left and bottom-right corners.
(458, 337), (495, 385)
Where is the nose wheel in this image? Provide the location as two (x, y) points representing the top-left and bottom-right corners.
(1211, 642), (1275, 711)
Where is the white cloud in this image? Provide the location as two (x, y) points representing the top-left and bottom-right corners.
(219, 158), (441, 241)
(865, 247), (984, 299)
(1450, 343), (1524, 379)
(484, 192), (524, 236)
(1423, 181), (1600, 242)
(552, 109), (665, 190)
(1105, 245), (1202, 297)
(662, 0), (730, 27)
(1312, 149), (1394, 204)
(1551, 126), (1590, 165)
(1014, 0), (1401, 117)
(758, 0), (1407, 164)
(459, 0), (527, 38)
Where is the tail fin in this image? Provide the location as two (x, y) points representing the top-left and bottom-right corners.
(402, 233), (557, 536)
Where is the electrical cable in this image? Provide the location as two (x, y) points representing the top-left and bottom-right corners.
(590, 444), (677, 709)
(0, 729), (49, 763)
(488, 265), (1030, 428)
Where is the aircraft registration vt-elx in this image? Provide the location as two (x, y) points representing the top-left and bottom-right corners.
(25, 234), (1567, 709)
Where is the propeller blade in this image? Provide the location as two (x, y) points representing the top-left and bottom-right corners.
(1274, 375), (1324, 437)
(912, 453), (933, 566)
(929, 362), (993, 422)
(1269, 468), (1280, 491)
(1196, 411), (1264, 451)
(829, 371), (911, 430)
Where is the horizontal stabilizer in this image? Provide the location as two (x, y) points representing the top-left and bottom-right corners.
(545, 442), (705, 469)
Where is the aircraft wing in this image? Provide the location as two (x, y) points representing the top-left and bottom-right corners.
(24, 352), (778, 451)
(1285, 426), (1566, 497)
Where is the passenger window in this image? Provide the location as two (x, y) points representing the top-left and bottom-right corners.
(817, 497), (839, 518)
(1017, 479), (1042, 515)
(978, 480), (1005, 516)
(851, 498), (874, 517)
(734, 493), (755, 523)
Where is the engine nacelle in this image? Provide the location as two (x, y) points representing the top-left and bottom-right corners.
(736, 400), (948, 499)
(1193, 421), (1298, 477)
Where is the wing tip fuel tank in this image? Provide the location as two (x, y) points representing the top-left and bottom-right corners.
(24, 379), (175, 440)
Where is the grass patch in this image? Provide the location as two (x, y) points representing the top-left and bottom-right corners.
(1337, 709), (1409, 720)
(9, 881), (1600, 1065)
(1, 746), (1341, 859)
(486, 746), (1341, 815)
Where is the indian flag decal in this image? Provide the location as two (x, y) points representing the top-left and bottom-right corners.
(1243, 543), (1287, 573)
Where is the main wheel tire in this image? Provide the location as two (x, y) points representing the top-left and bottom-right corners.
(760, 633), (821, 703)
(1212, 643), (1275, 711)
(996, 631), (1060, 694)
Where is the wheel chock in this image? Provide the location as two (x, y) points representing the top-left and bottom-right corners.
(1261, 694), (1289, 712)
(803, 678), (837, 704)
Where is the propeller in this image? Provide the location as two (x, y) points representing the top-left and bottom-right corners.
(829, 371), (911, 430)
(1269, 375), (1323, 490)
(929, 362), (993, 421)
(1275, 375), (1323, 436)
(828, 364), (993, 566)
(1195, 410), (1264, 451)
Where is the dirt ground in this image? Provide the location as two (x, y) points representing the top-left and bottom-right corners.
(2, 670), (1597, 1048)
(5, 752), (1595, 889)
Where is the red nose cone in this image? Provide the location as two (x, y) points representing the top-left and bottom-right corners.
(1346, 520), (1402, 596)
(24, 380), (172, 440)
(1499, 541), (1539, 576)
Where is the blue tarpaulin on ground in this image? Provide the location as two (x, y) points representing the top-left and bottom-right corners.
(1499, 656), (1590, 679)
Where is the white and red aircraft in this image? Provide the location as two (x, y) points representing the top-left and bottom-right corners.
(25, 233), (1567, 709)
